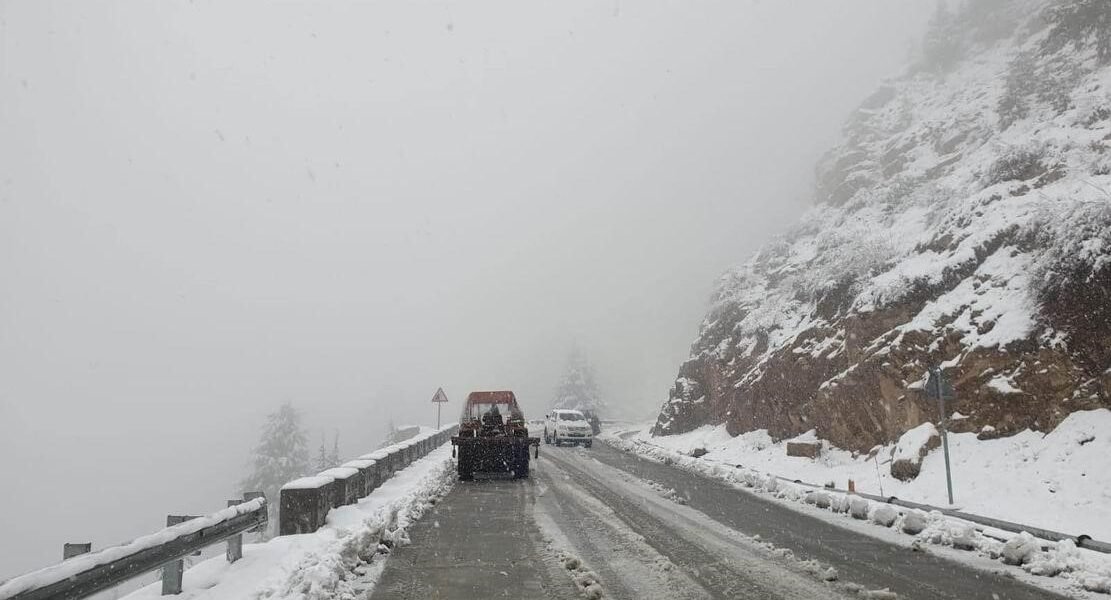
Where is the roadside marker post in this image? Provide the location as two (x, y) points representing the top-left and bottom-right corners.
(927, 366), (956, 505)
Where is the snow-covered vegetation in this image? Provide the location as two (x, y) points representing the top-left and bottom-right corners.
(552, 347), (606, 415)
(241, 404), (313, 532)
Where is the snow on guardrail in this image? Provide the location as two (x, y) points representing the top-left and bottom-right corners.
(1, 425), (461, 600)
(0, 498), (267, 600)
(122, 442), (457, 600)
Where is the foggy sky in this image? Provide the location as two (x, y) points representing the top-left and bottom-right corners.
(0, 0), (932, 579)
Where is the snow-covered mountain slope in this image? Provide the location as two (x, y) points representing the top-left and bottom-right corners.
(654, 0), (1111, 452)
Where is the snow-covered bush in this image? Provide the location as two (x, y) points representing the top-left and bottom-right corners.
(983, 144), (1051, 186)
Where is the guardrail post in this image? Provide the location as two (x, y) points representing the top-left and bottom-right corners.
(63, 542), (91, 560)
(161, 515), (199, 595)
(225, 501), (243, 563)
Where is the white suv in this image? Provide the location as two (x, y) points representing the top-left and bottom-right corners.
(544, 409), (593, 447)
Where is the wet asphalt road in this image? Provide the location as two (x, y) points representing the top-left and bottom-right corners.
(370, 442), (1071, 600)
(370, 473), (579, 600)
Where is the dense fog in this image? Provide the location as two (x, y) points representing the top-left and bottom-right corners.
(0, 0), (933, 579)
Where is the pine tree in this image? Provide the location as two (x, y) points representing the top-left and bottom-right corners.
(921, 0), (963, 73)
(316, 433), (330, 471)
(552, 347), (605, 414)
(328, 429), (340, 466)
(241, 402), (310, 532)
(382, 417), (397, 447)
(1045, 0), (1111, 65)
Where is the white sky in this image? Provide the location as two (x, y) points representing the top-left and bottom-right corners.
(0, 0), (932, 580)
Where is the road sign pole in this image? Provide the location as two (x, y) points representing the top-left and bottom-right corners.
(431, 388), (448, 429)
(932, 367), (955, 505)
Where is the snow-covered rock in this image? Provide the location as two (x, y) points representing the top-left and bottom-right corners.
(804, 491), (832, 509)
(901, 510), (929, 535)
(871, 505), (899, 528)
(890, 423), (940, 481)
(849, 497), (870, 520)
(1002, 532), (1043, 566)
(949, 525), (978, 551)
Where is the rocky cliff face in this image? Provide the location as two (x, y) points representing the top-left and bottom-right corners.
(653, 0), (1111, 452)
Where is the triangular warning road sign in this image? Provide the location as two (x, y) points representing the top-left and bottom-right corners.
(431, 388), (449, 403)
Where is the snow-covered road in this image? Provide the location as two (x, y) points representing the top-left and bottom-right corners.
(537, 446), (856, 599)
(370, 443), (1070, 599)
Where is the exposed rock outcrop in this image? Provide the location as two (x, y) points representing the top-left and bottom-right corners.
(786, 441), (821, 459)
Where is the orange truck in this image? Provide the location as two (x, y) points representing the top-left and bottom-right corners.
(450, 391), (540, 480)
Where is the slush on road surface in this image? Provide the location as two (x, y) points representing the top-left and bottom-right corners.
(371, 443), (1067, 599)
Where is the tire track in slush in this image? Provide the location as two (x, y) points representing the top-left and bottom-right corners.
(543, 448), (854, 600)
(370, 475), (578, 600)
(535, 459), (713, 600)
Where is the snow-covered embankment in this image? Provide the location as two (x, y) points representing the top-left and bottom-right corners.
(602, 414), (1111, 595)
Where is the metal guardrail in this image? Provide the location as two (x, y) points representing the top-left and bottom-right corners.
(2, 424), (462, 600)
(0, 495), (267, 600)
(781, 478), (1111, 554)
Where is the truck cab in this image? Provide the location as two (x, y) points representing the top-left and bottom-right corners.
(544, 409), (593, 447)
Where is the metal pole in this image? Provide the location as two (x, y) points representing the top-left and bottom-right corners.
(437, 403), (441, 429)
(933, 367), (955, 505)
(225, 501), (243, 563)
(161, 515), (199, 595)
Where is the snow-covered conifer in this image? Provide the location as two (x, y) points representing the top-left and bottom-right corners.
(241, 402), (310, 532)
(552, 347), (605, 414)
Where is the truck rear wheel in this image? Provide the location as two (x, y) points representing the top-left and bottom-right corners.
(457, 447), (474, 481)
(514, 446), (530, 479)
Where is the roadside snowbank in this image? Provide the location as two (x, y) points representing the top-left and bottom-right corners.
(602, 414), (1111, 596)
(612, 409), (1111, 540)
(121, 445), (455, 600)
